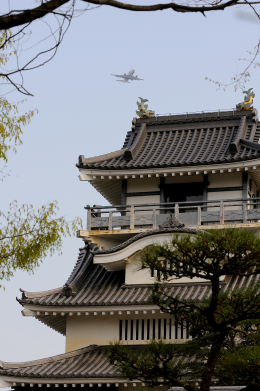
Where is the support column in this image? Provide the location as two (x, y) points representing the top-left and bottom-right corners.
(159, 177), (165, 214)
(203, 174), (208, 201)
(203, 174), (209, 212)
(242, 172), (248, 199)
(121, 179), (127, 216)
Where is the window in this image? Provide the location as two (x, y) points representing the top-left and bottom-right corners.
(119, 318), (190, 341)
(164, 183), (204, 204)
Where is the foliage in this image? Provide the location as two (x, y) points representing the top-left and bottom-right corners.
(0, 30), (36, 161)
(0, 201), (81, 288)
(108, 229), (260, 391)
(0, 31), (82, 287)
(0, 97), (36, 162)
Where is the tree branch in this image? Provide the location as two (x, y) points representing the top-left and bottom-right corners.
(0, 0), (247, 32)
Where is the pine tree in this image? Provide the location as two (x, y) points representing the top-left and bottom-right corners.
(108, 229), (260, 391)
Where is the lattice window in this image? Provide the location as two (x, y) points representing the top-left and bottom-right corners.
(119, 319), (190, 341)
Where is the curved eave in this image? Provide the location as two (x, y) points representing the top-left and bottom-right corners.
(79, 159), (260, 179)
(0, 345), (125, 388)
(93, 232), (197, 271)
(20, 287), (63, 300)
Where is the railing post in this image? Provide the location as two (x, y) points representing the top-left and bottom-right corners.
(175, 203), (179, 219)
(220, 201), (224, 224)
(87, 207), (91, 231)
(152, 207), (156, 229)
(130, 205), (135, 230)
(197, 206), (201, 226)
(109, 210), (113, 230)
(243, 202), (247, 223)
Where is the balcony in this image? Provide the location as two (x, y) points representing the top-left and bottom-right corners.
(80, 198), (260, 237)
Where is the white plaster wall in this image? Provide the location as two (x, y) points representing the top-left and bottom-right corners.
(125, 250), (209, 285)
(127, 178), (159, 192)
(66, 315), (119, 352)
(90, 237), (123, 250)
(207, 191), (242, 211)
(125, 256), (153, 285)
(165, 175), (204, 184)
(208, 172), (242, 188)
(126, 195), (160, 206)
(207, 173), (242, 210)
(124, 178), (160, 207)
(207, 190), (242, 201)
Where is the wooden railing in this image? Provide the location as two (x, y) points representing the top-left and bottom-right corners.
(84, 198), (260, 231)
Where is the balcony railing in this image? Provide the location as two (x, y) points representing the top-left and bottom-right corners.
(85, 198), (260, 232)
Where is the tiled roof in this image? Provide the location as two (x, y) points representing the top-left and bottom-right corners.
(77, 110), (260, 170)
(5, 275), (260, 379)
(18, 230), (260, 336)
(0, 345), (119, 379)
(18, 228), (199, 311)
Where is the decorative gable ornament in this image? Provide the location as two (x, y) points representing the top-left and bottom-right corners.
(236, 88), (255, 111)
(136, 97), (155, 118)
(159, 213), (185, 229)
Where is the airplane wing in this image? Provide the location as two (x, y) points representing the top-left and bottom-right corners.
(111, 74), (129, 79)
(135, 77), (144, 81)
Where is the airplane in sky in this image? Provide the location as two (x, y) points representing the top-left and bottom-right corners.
(111, 68), (144, 83)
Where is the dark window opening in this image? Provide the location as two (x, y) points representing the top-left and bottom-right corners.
(153, 319), (156, 339)
(136, 319), (139, 340)
(119, 320), (122, 341)
(164, 183), (204, 211)
(147, 319), (150, 340)
(141, 320), (145, 340)
(125, 320), (128, 340)
(158, 319), (161, 339)
(130, 320), (133, 340)
(164, 319), (167, 339)
(175, 320), (178, 339)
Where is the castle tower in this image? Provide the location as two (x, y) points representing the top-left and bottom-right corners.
(1, 106), (260, 391)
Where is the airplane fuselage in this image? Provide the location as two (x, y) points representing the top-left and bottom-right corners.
(111, 68), (144, 83)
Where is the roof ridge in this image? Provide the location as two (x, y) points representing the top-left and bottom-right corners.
(240, 139), (260, 151)
(123, 123), (147, 162)
(62, 245), (98, 297)
(20, 287), (63, 300)
(78, 149), (127, 166)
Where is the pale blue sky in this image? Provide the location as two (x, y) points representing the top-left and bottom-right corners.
(1, 0), (260, 365)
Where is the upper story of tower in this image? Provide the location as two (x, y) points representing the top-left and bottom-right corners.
(76, 108), (260, 247)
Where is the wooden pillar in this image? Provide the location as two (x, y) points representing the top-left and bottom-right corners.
(203, 174), (209, 212)
(159, 177), (165, 214)
(242, 172), (248, 199)
(121, 179), (127, 216)
(203, 174), (208, 201)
